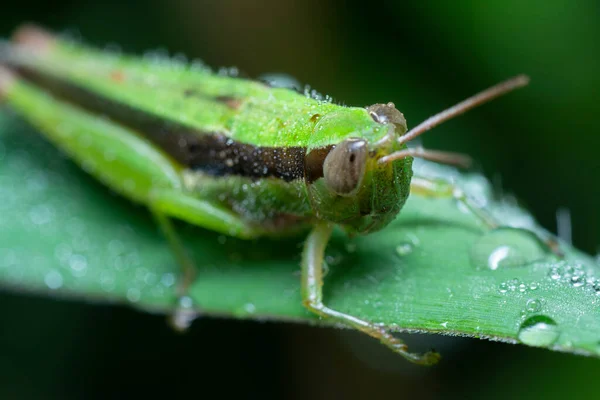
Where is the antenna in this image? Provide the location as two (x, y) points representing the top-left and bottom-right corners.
(379, 75), (529, 165)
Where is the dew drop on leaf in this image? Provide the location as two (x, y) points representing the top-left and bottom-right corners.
(126, 287), (141, 303)
(470, 227), (548, 270)
(499, 282), (509, 293)
(395, 242), (414, 257)
(179, 296), (193, 309)
(44, 269), (63, 290)
(525, 298), (543, 313)
(518, 315), (560, 346)
(243, 303), (256, 314)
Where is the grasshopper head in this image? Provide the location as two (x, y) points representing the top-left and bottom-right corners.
(304, 104), (412, 235)
(304, 75), (529, 234)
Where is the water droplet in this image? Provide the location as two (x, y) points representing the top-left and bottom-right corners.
(26, 172), (48, 193)
(126, 287), (141, 302)
(525, 299), (543, 313)
(508, 278), (520, 291)
(395, 234), (419, 257)
(44, 270), (63, 290)
(99, 270), (116, 292)
(29, 204), (53, 225)
(499, 282), (509, 293)
(486, 245), (511, 270)
(549, 267), (561, 280)
(518, 315), (560, 346)
(570, 273), (586, 288)
(243, 303), (256, 314)
(470, 227), (548, 270)
(179, 296), (193, 309)
(161, 273), (176, 287)
(107, 240), (125, 256)
(54, 243), (72, 263)
(144, 272), (158, 285)
(259, 73), (302, 91)
(68, 254), (88, 277)
(395, 243), (413, 256)
(325, 249), (343, 266)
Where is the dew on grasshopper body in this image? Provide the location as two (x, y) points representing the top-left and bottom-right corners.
(470, 227), (548, 270)
(517, 315), (560, 347)
(259, 73), (302, 92)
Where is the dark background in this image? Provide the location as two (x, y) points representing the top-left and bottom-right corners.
(1, 1), (599, 398)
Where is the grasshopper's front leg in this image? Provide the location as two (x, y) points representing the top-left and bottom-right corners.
(149, 189), (265, 329)
(301, 223), (440, 365)
(410, 176), (563, 256)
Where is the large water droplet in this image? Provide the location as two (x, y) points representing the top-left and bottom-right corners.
(470, 227), (548, 270)
(518, 315), (560, 346)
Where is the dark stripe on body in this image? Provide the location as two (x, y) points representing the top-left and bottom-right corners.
(13, 66), (332, 182)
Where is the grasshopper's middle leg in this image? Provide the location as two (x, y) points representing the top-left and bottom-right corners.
(301, 223), (441, 365)
(149, 189), (265, 330)
(410, 176), (562, 256)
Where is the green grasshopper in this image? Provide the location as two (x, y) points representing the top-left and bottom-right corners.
(0, 25), (557, 365)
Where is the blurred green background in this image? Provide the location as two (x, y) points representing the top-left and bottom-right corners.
(1, 0), (599, 398)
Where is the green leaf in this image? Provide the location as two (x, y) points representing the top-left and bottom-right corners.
(1, 110), (599, 359)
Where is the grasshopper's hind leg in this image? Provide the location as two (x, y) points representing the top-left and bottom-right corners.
(301, 223), (440, 365)
(149, 209), (198, 330)
(149, 189), (265, 330)
(410, 176), (562, 256)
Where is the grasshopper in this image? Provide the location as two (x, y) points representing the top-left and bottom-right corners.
(0, 25), (558, 365)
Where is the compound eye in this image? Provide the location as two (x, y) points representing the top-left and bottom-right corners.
(323, 138), (368, 196)
(366, 103), (407, 134)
